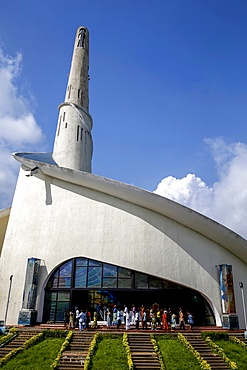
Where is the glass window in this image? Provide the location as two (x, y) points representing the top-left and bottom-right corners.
(56, 301), (69, 322)
(59, 261), (72, 277)
(75, 266), (87, 287)
(149, 277), (163, 289)
(103, 264), (117, 277)
(50, 277), (58, 288)
(76, 258), (88, 267)
(135, 272), (148, 289)
(49, 301), (56, 322)
(88, 259), (102, 267)
(50, 292), (58, 300)
(58, 277), (71, 288)
(88, 267), (102, 287)
(118, 278), (132, 288)
(103, 277), (117, 288)
(57, 291), (70, 301)
(118, 267), (131, 278)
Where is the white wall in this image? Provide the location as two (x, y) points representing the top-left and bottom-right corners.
(0, 167), (246, 327)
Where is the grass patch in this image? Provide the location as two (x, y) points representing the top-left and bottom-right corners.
(214, 339), (247, 370)
(2, 337), (64, 370)
(90, 335), (129, 370)
(157, 336), (201, 370)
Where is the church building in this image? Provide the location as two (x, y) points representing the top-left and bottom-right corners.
(0, 27), (247, 329)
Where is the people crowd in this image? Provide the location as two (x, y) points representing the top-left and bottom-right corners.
(64, 304), (194, 331)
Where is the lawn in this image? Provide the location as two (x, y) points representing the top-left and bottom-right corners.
(214, 339), (247, 370)
(90, 334), (129, 370)
(157, 336), (201, 370)
(2, 337), (64, 370)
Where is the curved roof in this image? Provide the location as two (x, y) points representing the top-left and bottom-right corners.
(13, 152), (247, 264)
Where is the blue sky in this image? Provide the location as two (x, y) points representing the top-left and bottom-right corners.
(1, 0), (247, 238)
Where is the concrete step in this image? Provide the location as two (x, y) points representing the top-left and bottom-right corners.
(127, 334), (161, 369)
(183, 336), (230, 370)
(57, 332), (94, 369)
(57, 365), (84, 369)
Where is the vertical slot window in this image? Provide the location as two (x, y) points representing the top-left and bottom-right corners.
(57, 116), (62, 136)
(77, 126), (79, 141)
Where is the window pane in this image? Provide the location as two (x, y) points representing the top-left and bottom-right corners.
(45, 291), (57, 302)
(118, 278), (131, 288)
(58, 277), (71, 288)
(59, 261), (72, 277)
(88, 259), (102, 267)
(135, 272), (148, 289)
(49, 301), (56, 322)
(56, 301), (69, 322)
(163, 280), (177, 289)
(76, 258), (88, 267)
(57, 291), (70, 301)
(50, 292), (58, 301)
(149, 277), (163, 289)
(103, 277), (117, 288)
(103, 264), (117, 277)
(88, 267), (102, 287)
(75, 267), (87, 287)
(50, 277), (58, 288)
(118, 267), (131, 278)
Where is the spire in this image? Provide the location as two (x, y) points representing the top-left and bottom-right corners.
(52, 26), (93, 172)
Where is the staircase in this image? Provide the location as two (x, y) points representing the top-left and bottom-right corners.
(57, 331), (95, 370)
(228, 332), (247, 345)
(0, 330), (40, 358)
(127, 333), (161, 369)
(183, 333), (230, 369)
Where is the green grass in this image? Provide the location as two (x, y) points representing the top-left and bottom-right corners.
(157, 336), (202, 370)
(90, 334), (129, 370)
(214, 339), (247, 370)
(2, 337), (64, 370)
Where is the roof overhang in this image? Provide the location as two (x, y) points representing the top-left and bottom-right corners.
(13, 152), (247, 264)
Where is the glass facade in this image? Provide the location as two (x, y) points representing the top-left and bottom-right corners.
(43, 257), (215, 325)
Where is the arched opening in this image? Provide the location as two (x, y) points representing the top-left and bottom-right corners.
(43, 257), (215, 326)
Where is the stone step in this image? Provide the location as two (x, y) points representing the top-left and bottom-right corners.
(70, 345), (91, 349)
(183, 335), (231, 370)
(182, 337), (229, 370)
(57, 332), (94, 368)
(0, 331), (41, 358)
(127, 334), (161, 369)
(132, 357), (160, 362)
(59, 356), (85, 360)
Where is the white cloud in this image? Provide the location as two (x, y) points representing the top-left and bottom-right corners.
(0, 48), (45, 209)
(154, 138), (247, 239)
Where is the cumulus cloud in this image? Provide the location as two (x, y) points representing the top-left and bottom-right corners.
(154, 138), (247, 239)
(0, 48), (44, 209)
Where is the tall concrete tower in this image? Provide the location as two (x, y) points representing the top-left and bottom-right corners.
(53, 26), (93, 172)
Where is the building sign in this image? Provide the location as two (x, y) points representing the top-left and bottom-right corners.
(22, 258), (41, 310)
(219, 264), (236, 314)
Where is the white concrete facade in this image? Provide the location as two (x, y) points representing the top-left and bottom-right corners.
(0, 157), (247, 327)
